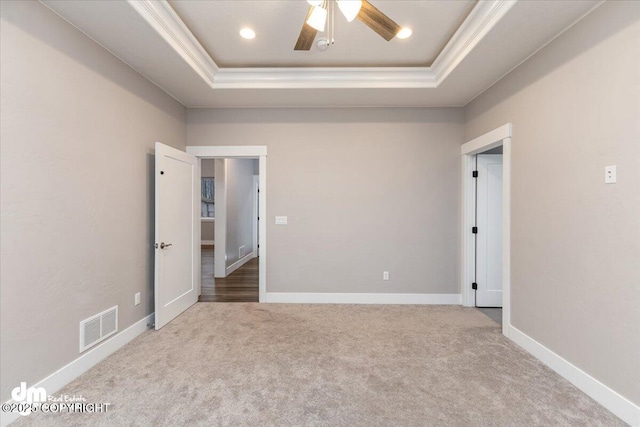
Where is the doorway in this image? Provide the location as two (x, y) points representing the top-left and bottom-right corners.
(461, 125), (511, 336)
(187, 145), (267, 303)
(199, 158), (260, 302)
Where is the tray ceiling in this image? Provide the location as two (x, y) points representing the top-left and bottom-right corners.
(41, 0), (603, 107)
(168, 0), (476, 68)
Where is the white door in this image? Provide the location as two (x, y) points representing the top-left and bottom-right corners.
(155, 142), (200, 330)
(476, 154), (503, 307)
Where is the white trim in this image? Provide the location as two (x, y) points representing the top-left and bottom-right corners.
(200, 240), (215, 245)
(461, 123), (512, 155)
(252, 175), (259, 260)
(258, 156), (267, 303)
(265, 293), (461, 305)
(212, 67), (436, 89)
(187, 145), (267, 158)
(0, 314), (153, 427)
(186, 146), (267, 303)
(501, 138), (512, 335)
(509, 326), (640, 426)
(200, 217), (215, 223)
(195, 158), (201, 297)
(126, 0), (218, 85)
(460, 125), (512, 336)
(225, 253), (254, 276)
(431, 0), (516, 83)
(127, 0), (515, 90)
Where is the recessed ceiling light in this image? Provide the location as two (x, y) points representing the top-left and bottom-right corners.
(396, 27), (412, 39)
(239, 28), (256, 40)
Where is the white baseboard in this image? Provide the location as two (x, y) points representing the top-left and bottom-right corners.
(1, 313), (154, 427)
(201, 240), (214, 245)
(225, 253), (253, 276)
(265, 292), (462, 305)
(509, 325), (640, 426)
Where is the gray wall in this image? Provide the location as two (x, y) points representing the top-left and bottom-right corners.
(464, 1), (640, 406)
(201, 159), (215, 178)
(201, 222), (215, 242)
(187, 108), (464, 293)
(0, 1), (186, 401)
(225, 159), (257, 268)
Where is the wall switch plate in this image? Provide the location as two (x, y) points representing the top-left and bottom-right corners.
(134, 292), (141, 306)
(275, 216), (288, 225)
(605, 165), (616, 184)
(383, 271), (390, 281)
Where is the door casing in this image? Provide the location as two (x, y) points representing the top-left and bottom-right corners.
(460, 124), (511, 336)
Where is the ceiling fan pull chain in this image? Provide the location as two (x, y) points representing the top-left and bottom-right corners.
(331, 1), (335, 46)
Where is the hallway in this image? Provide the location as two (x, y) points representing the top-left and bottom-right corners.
(200, 248), (258, 302)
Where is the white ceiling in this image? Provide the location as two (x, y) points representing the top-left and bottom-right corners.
(168, 0), (476, 67)
(41, 0), (603, 108)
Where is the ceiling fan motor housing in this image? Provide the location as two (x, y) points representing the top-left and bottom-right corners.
(317, 38), (330, 51)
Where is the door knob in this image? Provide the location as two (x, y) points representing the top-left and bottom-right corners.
(160, 242), (172, 249)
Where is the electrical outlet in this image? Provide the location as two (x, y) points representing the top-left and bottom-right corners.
(134, 292), (141, 306)
(383, 271), (390, 281)
(275, 216), (288, 225)
(605, 165), (616, 184)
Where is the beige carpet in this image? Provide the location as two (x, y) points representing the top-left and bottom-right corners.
(16, 303), (623, 426)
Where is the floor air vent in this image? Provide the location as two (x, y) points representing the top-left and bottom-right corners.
(79, 306), (118, 353)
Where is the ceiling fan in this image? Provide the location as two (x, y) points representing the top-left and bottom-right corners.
(294, 0), (403, 51)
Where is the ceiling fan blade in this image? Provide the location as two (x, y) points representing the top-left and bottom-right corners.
(294, 6), (318, 51)
(357, 0), (401, 41)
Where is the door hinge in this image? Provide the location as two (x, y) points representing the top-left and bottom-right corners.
(472, 282), (478, 290)
(472, 171), (478, 178)
(472, 226), (478, 234)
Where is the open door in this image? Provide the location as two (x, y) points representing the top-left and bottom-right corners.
(154, 142), (200, 330)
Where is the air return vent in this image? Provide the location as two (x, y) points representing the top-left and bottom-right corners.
(79, 306), (118, 353)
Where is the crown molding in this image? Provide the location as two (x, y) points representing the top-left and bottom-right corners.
(213, 67), (436, 89)
(431, 0), (516, 82)
(128, 0), (516, 90)
(126, 0), (219, 85)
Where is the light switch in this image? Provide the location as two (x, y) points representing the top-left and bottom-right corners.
(605, 165), (617, 184)
(275, 216), (288, 225)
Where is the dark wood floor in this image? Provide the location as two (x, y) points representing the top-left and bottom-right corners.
(199, 248), (259, 302)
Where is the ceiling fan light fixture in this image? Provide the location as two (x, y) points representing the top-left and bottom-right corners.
(306, 5), (327, 32)
(396, 27), (412, 39)
(337, 0), (362, 22)
(307, 0), (323, 6)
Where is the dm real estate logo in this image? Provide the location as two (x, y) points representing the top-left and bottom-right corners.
(11, 382), (47, 415)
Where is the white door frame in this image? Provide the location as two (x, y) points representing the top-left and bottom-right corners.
(187, 146), (267, 302)
(252, 175), (259, 259)
(461, 124), (511, 336)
